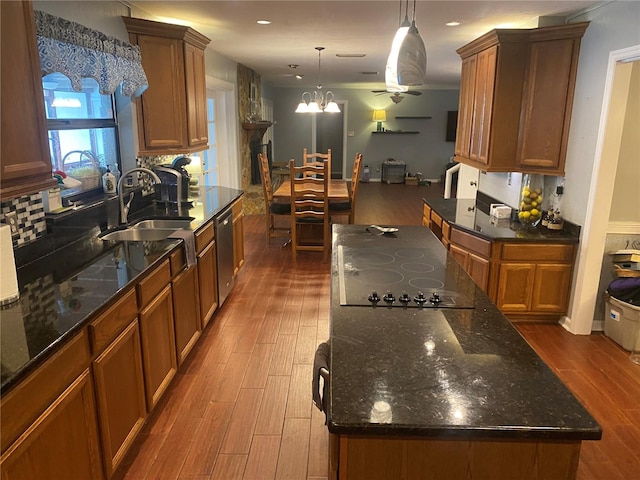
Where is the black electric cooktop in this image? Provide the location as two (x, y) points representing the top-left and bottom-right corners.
(337, 246), (475, 309)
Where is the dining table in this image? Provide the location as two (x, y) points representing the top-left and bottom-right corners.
(272, 179), (349, 203)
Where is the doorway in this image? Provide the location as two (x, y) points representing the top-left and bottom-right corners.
(312, 101), (346, 179)
(564, 45), (640, 335)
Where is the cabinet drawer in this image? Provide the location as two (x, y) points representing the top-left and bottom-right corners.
(442, 221), (451, 241)
(450, 228), (492, 258)
(499, 243), (575, 262)
(88, 288), (138, 354)
(431, 211), (443, 227)
(1, 329), (91, 453)
(137, 260), (171, 308)
(195, 221), (214, 254)
(170, 246), (186, 277)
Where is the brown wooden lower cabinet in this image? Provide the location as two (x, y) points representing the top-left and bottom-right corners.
(332, 434), (581, 480)
(139, 284), (177, 411)
(92, 320), (147, 478)
(429, 220), (577, 322)
(172, 263), (201, 365)
(449, 243), (491, 291)
(0, 370), (104, 480)
(198, 240), (218, 328)
(493, 242), (576, 322)
(422, 203), (432, 228)
(449, 228), (492, 292)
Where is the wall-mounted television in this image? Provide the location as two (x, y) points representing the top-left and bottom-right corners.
(446, 111), (458, 142)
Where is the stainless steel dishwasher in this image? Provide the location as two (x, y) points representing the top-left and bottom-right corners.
(215, 206), (235, 306)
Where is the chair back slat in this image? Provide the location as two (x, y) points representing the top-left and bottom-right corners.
(289, 159), (330, 262)
(303, 148), (331, 178)
(259, 152), (290, 244)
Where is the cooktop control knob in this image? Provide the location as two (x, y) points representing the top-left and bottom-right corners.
(368, 290), (380, 304)
(383, 291), (395, 304)
(414, 291), (427, 305)
(430, 292), (441, 304)
(399, 291), (411, 304)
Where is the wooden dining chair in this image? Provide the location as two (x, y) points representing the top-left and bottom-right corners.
(258, 152), (291, 244)
(329, 153), (363, 224)
(289, 159), (330, 263)
(302, 148), (331, 178)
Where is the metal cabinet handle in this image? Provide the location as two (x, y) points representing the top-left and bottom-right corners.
(470, 181), (477, 186)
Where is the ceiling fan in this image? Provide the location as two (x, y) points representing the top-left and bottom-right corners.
(371, 90), (422, 104)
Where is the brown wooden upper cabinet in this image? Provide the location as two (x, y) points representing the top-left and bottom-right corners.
(0, 1), (57, 201)
(123, 17), (210, 156)
(454, 22), (588, 176)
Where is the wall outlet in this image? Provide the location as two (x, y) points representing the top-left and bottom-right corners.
(5, 211), (19, 237)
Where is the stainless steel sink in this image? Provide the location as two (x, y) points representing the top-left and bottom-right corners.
(100, 228), (179, 242)
(130, 219), (193, 230)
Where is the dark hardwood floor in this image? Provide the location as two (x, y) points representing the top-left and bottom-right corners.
(116, 182), (640, 480)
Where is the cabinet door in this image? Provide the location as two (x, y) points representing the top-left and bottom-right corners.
(233, 201), (245, 276)
(0, 370), (103, 480)
(449, 244), (469, 270)
(139, 285), (177, 411)
(454, 55), (477, 159)
(469, 46), (497, 165)
(518, 38), (578, 173)
(467, 252), (490, 291)
(422, 203), (432, 228)
(93, 321), (146, 478)
(135, 35), (187, 152)
(172, 264), (201, 364)
(496, 263), (536, 312)
(0, 0), (57, 200)
(198, 240), (218, 328)
(184, 43), (208, 148)
(531, 263), (573, 313)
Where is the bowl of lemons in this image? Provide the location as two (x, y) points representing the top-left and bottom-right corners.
(518, 175), (543, 227)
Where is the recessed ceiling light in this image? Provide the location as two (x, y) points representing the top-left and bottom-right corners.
(446, 21), (460, 27)
(336, 53), (366, 58)
(295, 74), (303, 80)
(288, 64), (299, 69)
(257, 20), (271, 25)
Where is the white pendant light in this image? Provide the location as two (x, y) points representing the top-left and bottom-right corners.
(295, 47), (340, 113)
(385, 0), (427, 89)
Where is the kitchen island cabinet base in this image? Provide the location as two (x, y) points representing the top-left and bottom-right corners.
(332, 434), (581, 480)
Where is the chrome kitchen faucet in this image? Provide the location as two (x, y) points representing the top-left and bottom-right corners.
(117, 167), (161, 224)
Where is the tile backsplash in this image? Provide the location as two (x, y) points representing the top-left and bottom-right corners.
(0, 193), (46, 247)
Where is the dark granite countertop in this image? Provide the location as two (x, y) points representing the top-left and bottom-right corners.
(1, 186), (243, 394)
(424, 197), (580, 243)
(328, 224), (601, 440)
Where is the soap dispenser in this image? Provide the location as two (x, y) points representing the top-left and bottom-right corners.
(102, 166), (116, 194)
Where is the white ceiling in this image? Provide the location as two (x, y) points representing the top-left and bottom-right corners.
(126, 1), (598, 90)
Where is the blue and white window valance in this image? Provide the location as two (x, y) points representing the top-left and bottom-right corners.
(34, 10), (148, 97)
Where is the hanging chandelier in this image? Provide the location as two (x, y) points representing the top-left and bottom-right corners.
(385, 0), (427, 90)
(295, 47), (340, 113)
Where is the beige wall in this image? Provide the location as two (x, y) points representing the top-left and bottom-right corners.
(609, 61), (640, 223)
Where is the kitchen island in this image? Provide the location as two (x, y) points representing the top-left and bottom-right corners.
(329, 224), (601, 479)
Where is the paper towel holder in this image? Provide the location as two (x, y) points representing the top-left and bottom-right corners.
(0, 224), (20, 307)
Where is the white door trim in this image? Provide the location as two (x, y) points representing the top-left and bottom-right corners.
(206, 75), (240, 188)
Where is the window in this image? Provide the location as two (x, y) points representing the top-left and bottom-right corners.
(43, 72), (120, 196)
